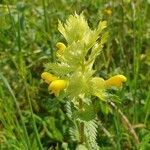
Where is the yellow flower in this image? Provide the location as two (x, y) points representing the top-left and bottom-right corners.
(41, 72), (58, 84)
(105, 75), (127, 88)
(104, 8), (112, 16)
(41, 72), (68, 96)
(48, 80), (68, 96)
(56, 42), (66, 55)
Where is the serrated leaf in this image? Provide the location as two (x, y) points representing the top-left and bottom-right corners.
(84, 120), (99, 150)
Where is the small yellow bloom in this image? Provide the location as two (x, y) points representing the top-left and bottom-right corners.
(105, 75), (127, 88)
(41, 72), (58, 84)
(48, 80), (68, 96)
(56, 42), (66, 55)
(104, 8), (112, 16)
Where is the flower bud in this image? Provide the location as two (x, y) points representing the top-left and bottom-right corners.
(56, 42), (66, 55)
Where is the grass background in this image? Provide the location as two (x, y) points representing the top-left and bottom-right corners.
(0, 0), (150, 149)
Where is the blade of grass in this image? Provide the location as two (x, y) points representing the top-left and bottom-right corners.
(131, 1), (144, 124)
(2, 6), (43, 147)
(0, 74), (31, 149)
(110, 101), (140, 145)
(113, 110), (122, 150)
(42, 0), (55, 62)
(15, 12), (44, 149)
(23, 77), (44, 150)
(144, 89), (150, 125)
(0, 90), (27, 148)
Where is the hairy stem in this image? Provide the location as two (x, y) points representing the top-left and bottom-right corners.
(79, 98), (84, 144)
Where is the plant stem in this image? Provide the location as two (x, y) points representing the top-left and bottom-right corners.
(23, 79), (44, 150)
(79, 122), (84, 144)
(110, 101), (140, 145)
(79, 98), (84, 144)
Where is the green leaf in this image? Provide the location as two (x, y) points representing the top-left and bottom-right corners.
(77, 104), (96, 121)
(84, 120), (99, 150)
(139, 133), (150, 150)
(76, 144), (88, 150)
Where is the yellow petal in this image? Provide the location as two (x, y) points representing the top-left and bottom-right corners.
(105, 75), (127, 88)
(41, 72), (58, 84)
(56, 42), (66, 55)
(48, 80), (68, 96)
